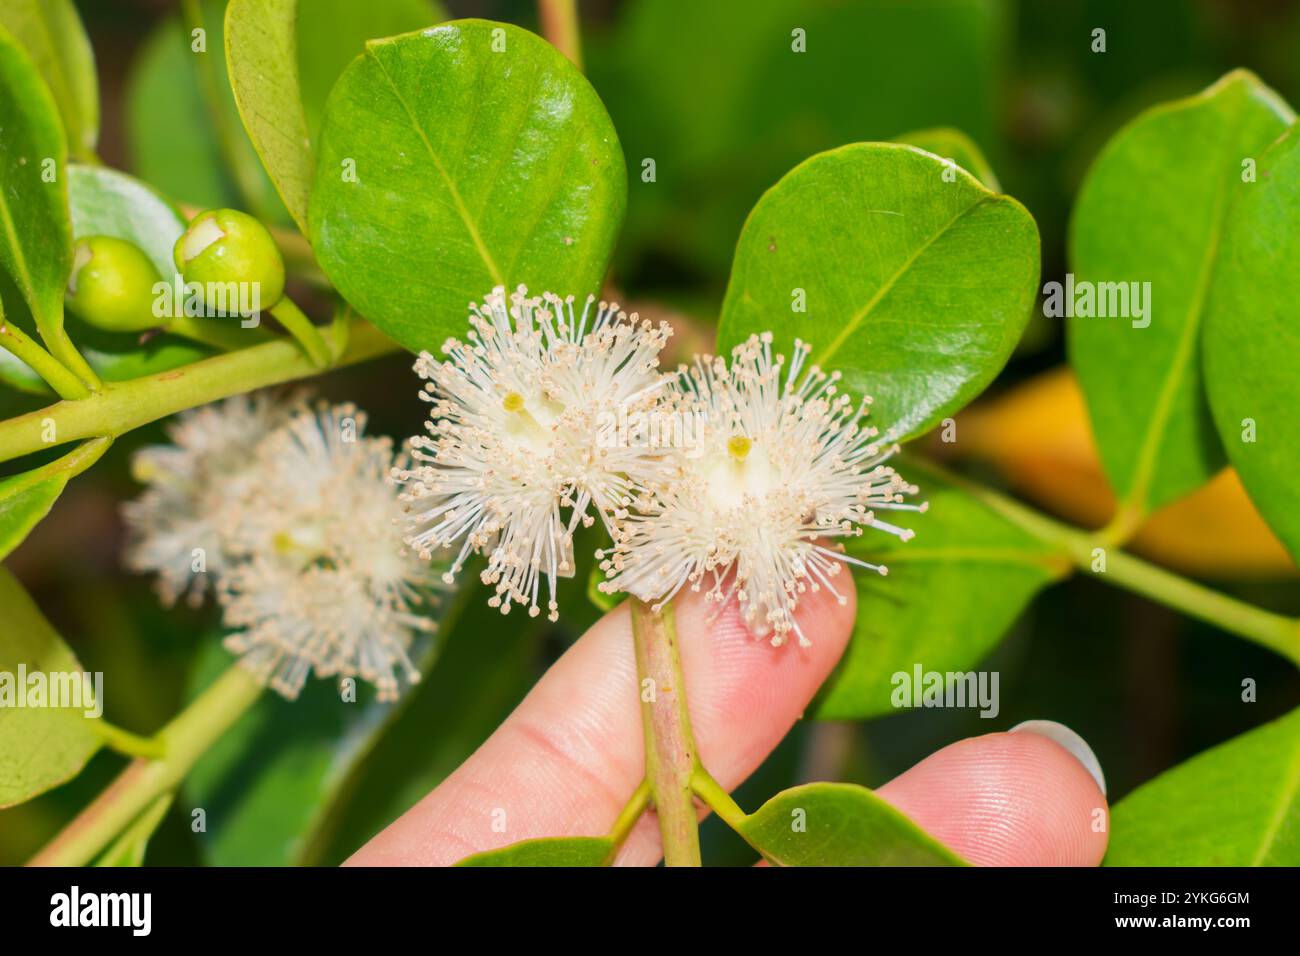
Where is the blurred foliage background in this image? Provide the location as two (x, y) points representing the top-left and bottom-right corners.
(3, 0), (1299, 865)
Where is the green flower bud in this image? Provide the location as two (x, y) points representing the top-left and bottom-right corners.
(173, 208), (285, 315)
(65, 236), (163, 333)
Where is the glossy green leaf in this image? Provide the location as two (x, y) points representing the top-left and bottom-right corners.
(737, 782), (967, 866)
(456, 836), (614, 866)
(310, 19), (627, 354)
(0, 566), (101, 807)
(814, 459), (1064, 719)
(185, 631), (431, 867)
(296, 0), (445, 140)
(717, 143), (1039, 442)
(1068, 70), (1294, 516)
(0, 0), (97, 158)
(300, 586), (542, 865)
(68, 164), (184, 278)
(225, 0), (314, 232)
(893, 127), (1000, 191)
(0, 28), (72, 348)
(0, 438), (107, 562)
(1203, 127), (1300, 563)
(1107, 706), (1300, 865)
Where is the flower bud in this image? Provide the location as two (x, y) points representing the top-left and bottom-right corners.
(173, 208), (285, 314)
(64, 236), (162, 333)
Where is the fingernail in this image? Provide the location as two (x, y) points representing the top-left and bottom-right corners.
(1010, 719), (1107, 796)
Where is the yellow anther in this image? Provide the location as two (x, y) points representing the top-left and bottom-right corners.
(727, 434), (753, 462)
(502, 391), (526, 413)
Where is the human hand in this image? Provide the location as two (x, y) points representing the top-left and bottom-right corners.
(348, 581), (1109, 866)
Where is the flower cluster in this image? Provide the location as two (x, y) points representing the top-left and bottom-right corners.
(126, 395), (438, 700)
(128, 285), (923, 701)
(396, 286), (924, 646)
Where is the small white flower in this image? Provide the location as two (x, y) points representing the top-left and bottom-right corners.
(123, 391), (299, 606)
(600, 334), (925, 647)
(393, 285), (672, 621)
(219, 403), (438, 701)
(125, 395), (439, 701)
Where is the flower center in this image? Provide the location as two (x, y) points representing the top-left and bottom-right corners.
(727, 434), (753, 461)
(501, 389), (557, 453)
(704, 435), (774, 512)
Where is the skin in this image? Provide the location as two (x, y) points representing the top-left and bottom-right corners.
(349, 579), (1109, 867)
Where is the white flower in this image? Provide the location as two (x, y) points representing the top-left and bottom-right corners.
(218, 403), (438, 701)
(600, 334), (925, 647)
(123, 391), (299, 606)
(125, 395), (439, 701)
(393, 285), (672, 621)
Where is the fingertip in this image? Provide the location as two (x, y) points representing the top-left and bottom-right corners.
(877, 727), (1109, 867)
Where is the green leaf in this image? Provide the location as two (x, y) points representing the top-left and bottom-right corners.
(716, 143), (1039, 441)
(1107, 706), (1300, 865)
(456, 836), (614, 866)
(0, 438), (107, 562)
(296, 0), (445, 141)
(310, 19), (627, 354)
(814, 458), (1064, 719)
(184, 634), (428, 867)
(737, 781), (967, 866)
(0, 566), (101, 808)
(1203, 127), (1300, 563)
(1067, 70), (1294, 517)
(0, 27), (72, 349)
(299, 585), (542, 864)
(68, 163), (185, 278)
(225, 0), (314, 232)
(0, 0), (97, 158)
(893, 127), (1000, 191)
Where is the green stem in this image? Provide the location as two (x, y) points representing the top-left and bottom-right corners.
(94, 792), (174, 866)
(270, 298), (332, 368)
(0, 320), (90, 400)
(925, 458), (1300, 667)
(629, 597), (702, 866)
(691, 766), (748, 833)
(538, 0), (583, 69)
(28, 665), (264, 867)
(0, 320), (399, 465)
(165, 313), (275, 351)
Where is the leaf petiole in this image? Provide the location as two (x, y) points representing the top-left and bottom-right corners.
(0, 319), (90, 400)
(91, 719), (165, 760)
(690, 766), (748, 833)
(604, 779), (651, 855)
(270, 297), (333, 368)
